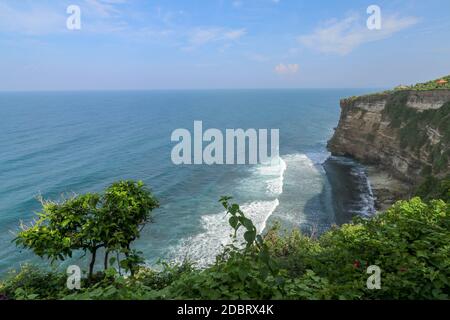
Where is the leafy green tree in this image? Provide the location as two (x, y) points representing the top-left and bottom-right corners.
(15, 180), (159, 278)
(100, 181), (159, 275)
(15, 193), (102, 277)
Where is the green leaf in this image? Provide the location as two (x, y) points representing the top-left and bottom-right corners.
(229, 216), (239, 229)
(244, 230), (256, 244)
(238, 269), (248, 281)
(241, 217), (254, 231)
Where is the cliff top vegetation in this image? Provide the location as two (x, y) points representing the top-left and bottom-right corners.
(395, 75), (450, 91)
(343, 75), (450, 103)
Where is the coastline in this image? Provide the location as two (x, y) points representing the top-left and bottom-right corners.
(323, 156), (412, 221)
(323, 156), (376, 225)
(327, 88), (450, 212)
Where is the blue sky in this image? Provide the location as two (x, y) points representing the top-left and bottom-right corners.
(1, 0), (450, 90)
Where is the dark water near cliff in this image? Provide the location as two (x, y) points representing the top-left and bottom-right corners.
(324, 156), (376, 225)
(0, 89), (376, 273)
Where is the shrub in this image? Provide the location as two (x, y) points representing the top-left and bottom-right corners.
(0, 264), (67, 300)
(15, 180), (159, 278)
(2, 196), (449, 300)
(415, 175), (450, 202)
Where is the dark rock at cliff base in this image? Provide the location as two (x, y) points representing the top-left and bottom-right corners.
(323, 156), (375, 224)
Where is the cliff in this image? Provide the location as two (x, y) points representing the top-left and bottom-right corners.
(328, 89), (450, 210)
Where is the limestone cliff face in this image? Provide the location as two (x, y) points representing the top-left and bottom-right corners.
(328, 90), (450, 189)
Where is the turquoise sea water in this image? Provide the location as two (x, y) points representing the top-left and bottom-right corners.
(0, 89), (376, 273)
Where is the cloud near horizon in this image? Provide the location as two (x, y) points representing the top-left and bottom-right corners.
(0, 2), (65, 35)
(274, 63), (299, 75)
(298, 13), (420, 55)
(185, 27), (246, 48)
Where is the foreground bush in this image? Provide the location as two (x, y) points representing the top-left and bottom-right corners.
(1, 197), (449, 300)
(14, 180), (159, 278)
(415, 175), (450, 202)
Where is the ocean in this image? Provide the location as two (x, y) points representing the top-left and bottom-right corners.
(0, 89), (377, 273)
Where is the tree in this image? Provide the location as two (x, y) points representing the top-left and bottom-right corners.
(15, 180), (159, 279)
(100, 181), (160, 275)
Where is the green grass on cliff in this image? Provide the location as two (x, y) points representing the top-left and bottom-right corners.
(343, 75), (450, 102)
(394, 75), (450, 91)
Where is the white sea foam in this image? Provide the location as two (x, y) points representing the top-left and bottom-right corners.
(257, 156), (287, 195)
(305, 151), (331, 165)
(352, 167), (376, 217)
(328, 156), (376, 217)
(171, 199), (280, 267)
(284, 153), (316, 167)
(170, 156), (286, 267)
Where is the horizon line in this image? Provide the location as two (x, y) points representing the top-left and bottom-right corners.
(0, 87), (387, 93)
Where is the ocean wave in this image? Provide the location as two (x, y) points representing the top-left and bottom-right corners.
(169, 156), (287, 267)
(170, 199), (280, 267)
(305, 151), (331, 165)
(257, 156), (287, 196)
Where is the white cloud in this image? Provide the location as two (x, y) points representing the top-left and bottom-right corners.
(224, 28), (247, 40)
(189, 28), (222, 46)
(188, 27), (246, 47)
(0, 2), (65, 34)
(84, 0), (126, 17)
(298, 13), (419, 55)
(246, 53), (270, 62)
(155, 6), (185, 26)
(0, 1), (131, 35)
(274, 63), (299, 75)
(234, 0), (279, 7)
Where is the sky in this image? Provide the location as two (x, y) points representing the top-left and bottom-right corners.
(1, 0), (450, 91)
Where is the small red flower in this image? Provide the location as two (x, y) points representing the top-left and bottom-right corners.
(399, 267), (407, 273)
(353, 260), (361, 268)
